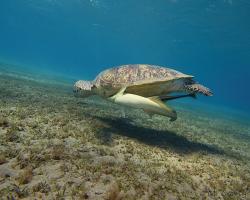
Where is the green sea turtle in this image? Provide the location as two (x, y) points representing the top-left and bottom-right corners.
(74, 64), (212, 121)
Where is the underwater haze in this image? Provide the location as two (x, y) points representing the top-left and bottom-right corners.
(1, 1), (250, 199)
(0, 0), (250, 113)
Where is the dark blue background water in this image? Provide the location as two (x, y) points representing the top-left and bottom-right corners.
(0, 0), (250, 113)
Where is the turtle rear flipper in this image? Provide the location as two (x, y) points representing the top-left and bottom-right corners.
(159, 93), (197, 101)
(185, 83), (213, 96)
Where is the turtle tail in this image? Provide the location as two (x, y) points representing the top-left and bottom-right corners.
(185, 83), (213, 96)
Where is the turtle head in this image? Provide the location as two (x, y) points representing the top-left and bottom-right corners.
(73, 80), (96, 98)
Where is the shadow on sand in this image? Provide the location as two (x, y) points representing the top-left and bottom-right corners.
(94, 116), (225, 156)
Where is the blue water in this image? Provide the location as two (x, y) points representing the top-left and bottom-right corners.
(0, 0), (250, 114)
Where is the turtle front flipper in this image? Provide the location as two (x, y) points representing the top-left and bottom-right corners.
(108, 86), (127, 101)
(108, 87), (177, 121)
(185, 83), (213, 96)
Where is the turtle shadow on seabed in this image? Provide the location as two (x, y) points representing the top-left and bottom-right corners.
(93, 116), (249, 161)
(94, 116), (225, 156)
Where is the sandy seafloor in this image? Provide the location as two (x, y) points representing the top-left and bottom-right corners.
(0, 64), (250, 200)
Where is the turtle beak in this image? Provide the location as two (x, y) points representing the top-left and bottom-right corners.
(73, 80), (94, 98)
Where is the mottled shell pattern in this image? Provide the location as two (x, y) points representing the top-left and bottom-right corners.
(93, 64), (194, 97)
